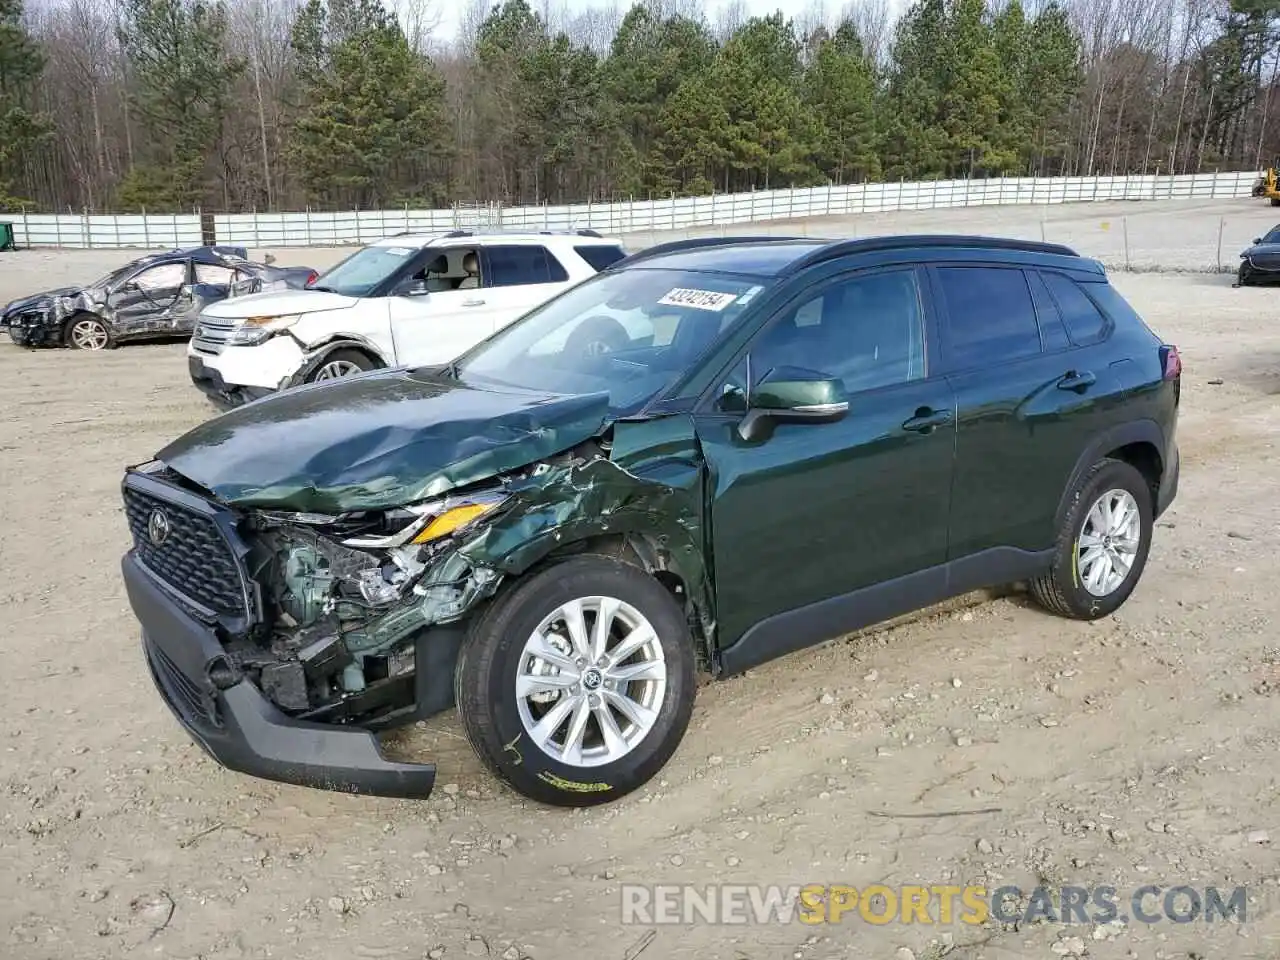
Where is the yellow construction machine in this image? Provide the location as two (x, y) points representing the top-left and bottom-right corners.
(1251, 161), (1280, 205)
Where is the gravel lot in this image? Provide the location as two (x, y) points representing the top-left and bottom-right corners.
(2, 201), (1280, 960)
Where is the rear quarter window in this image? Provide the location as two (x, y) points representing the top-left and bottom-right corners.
(574, 244), (627, 272)
(1042, 272), (1111, 346)
(486, 245), (569, 286)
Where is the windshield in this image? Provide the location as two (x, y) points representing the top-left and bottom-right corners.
(90, 261), (149, 290)
(453, 267), (770, 414)
(311, 244), (418, 296)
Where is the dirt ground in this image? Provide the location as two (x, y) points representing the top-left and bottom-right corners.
(2, 206), (1280, 960)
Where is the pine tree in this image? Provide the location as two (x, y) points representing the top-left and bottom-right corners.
(0, 0), (50, 209)
(116, 0), (243, 210)
(805, 22), (880, 183)
(287, 0), (453, 208)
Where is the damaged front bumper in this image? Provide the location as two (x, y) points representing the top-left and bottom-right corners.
(119, 466), (466, 799)
(4, 313), (63, 347)
(124, 553), (440, 798)
(188, 353), (277, 408)
(187, 335), (331, 410)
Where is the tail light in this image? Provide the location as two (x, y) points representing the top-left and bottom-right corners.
(1159, 344), (1182, 380)
(305, 271), (318, 286)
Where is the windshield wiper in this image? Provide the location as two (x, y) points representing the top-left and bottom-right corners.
(308, 284), (337, 293)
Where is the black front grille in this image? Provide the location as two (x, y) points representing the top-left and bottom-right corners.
(124, 485), (246, 617)
(148, 641), (219, 728)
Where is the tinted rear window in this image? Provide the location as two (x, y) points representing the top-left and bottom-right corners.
(1042, 272), (1110, 345)
(486, 245), (569, 286)
(574, 244), (627, 271)
(936, 266), (1041, 368)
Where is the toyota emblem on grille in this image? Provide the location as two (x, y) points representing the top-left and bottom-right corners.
(147, 509), (172, 546)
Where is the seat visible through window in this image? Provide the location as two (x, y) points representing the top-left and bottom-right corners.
(749, 270), (925, 393)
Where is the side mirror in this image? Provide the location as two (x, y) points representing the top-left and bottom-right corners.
(1254, 237), (1262, 244)
(737, 369), (849, 441)
(396, 278), (429, 297)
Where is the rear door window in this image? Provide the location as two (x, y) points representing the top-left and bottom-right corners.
(1041, 272), (1110, 346)
(935, 266), (1041, 369)
(194, 263), (236, 285)
(485, 245), (570, 286)
(574, 244), (627, 271)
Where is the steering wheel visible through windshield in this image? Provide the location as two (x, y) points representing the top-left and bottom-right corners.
(309, 244), (418, 297)
(452, 267), (769, 415)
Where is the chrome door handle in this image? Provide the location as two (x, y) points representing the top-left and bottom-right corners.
(462, 298), (485, 307)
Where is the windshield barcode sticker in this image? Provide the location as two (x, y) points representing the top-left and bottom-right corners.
(658, 288), (739, 311)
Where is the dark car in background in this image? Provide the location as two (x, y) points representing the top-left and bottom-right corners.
(2, 245), (318, 350)
(119, 234), (1180, 807)
(1236, 225), (1280, 286)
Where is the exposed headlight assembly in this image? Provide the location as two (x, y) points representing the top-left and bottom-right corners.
(341, 490), (508, 550)
(228, 314), (302, 346)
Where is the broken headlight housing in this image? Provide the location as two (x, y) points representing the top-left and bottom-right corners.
(342, 489), (509, 551)
(228, 314), (302, 347)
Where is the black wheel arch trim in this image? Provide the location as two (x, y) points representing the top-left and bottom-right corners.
(288, 335), (388, 385)
(1052, 418), (1166, 531)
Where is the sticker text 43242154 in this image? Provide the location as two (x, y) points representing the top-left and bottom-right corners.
(657, 288), (739, 312)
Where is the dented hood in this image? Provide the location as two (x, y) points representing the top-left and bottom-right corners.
(201, 287), (359, 319)
(156, 368), (611, 513)
(3, 285), (83, 314)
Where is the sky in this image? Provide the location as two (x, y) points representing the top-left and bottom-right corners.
(422, 0), (907, 49)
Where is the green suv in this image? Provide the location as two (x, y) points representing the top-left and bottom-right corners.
(120, 234), (1181, 806)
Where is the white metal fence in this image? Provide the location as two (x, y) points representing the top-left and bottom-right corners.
(6, 170), (1263, 249)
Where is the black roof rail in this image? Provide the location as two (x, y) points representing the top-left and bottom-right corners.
(788, 234), (1080, 272)
(442, 229), (472, 239)
(613, 235), (810, 268)
(576, 228), (603, 237)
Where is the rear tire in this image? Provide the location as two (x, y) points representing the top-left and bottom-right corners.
(305, 348), (374, 382)
(1030, 458), (1154, 620)
(456, 555), (696, 806)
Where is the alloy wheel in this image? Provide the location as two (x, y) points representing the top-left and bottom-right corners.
(313, 359), (363, 380)
(515, 596), (668, 767)
(70, 319), (109, 350)
(1076, 488), (1142, 597)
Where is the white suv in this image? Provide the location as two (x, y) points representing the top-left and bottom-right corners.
(186, 230), (627, 407)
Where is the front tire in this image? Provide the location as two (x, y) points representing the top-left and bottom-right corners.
(65, 314), (114, 350)
(1030, 458), (1154, 620)
(456, 555), (696, 806)
(306, 348), (374, 382)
